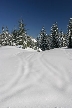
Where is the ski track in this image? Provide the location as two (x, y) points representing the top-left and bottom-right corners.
(0, 48), (72, 107)
(0, 51), (47, 103)
(0, 52), (35, 102)
(61, 48), (72, 60)
(0, 51), (44, 104)
(38, 51), (72, 95)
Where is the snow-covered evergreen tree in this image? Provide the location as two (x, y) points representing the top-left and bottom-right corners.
(1, 27), (7, 46)
(58, 30), (62, 47)
(5, 26), (11, 45)
(8, 33), (13, 46)
(18, 19), (27, 48)
(46, 35), (51, 50)
(26, 35), (31, 47)
(12, 28), (18, 45)
(0, 26), (12, 46)
(58, 30), (66, 47)
(36, 35), (40, 49)
(67, 18), (72, 48)
(39, 26), (49, 51)
(50, 22), (59, 48)
(0, 32), (2, 46)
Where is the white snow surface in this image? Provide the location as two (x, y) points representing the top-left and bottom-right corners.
(31, 38), (37, 42)
(0, 46), (72, 108)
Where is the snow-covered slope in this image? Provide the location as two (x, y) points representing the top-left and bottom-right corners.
(0, 46), (72, 108)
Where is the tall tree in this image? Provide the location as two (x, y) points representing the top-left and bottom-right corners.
(1, 27), (6, 46)
(58, 30), (66, 47)
(5, 26), (10, 45)
(39, 26), (49, 51)
(0, 32), (2, 46)
(50, 22), (59, 48)
(18, 19), (27, 48)
(36, 35), (40, 49)
(67, 18), (72, 48)
(12, 28), (18, 45)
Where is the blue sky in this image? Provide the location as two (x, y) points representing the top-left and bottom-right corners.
(0, 0), (72, 38)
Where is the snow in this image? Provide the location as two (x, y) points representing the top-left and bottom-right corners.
(32, 38), (37, 42)
(0, 46), (72, 108)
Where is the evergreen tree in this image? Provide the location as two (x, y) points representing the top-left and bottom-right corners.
(58, 30), (62, 47)
(50, 22), (59, 48)
(58, 30), (66, 47)
(5, 26), (10, 45)
(36, 35), (40, 49)
(0, 32), (2, 46)
(46, 35), (51, 50)
(1, 27), (13, 46)
(67, 18), (72, 48)
(26, 35), (32, 47)
(1, 27), (6, 46)
(18, 19), (27, 48)
(39, 26), (48, 51)
(12, 28), (18, 45)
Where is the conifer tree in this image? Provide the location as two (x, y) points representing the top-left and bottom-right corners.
(46, 35), (51, 50)
(1, 27), (6, 46)
(12, 28), (18, 45)
(50, 22), (59, 48)
(26, 35), (32, 47)
(67, 18), (72, 48)
(5, 26), (11, 45)
(39, 26), (48, 51)
(36, 35), (40, 49)
(58, 30), (66, 47)
(17, 19), (27, 48)
(0, 33), (2, 46)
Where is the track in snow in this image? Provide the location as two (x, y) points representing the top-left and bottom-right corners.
(39, 52), (71, 93)
(0, 48), (72, 108)
(0, 52), (36, 102)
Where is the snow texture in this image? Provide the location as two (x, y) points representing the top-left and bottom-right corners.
(31, 38), (37, 42)
(0, 46), (72, 108)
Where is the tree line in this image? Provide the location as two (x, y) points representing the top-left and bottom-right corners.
(37, 18), (72, 51)
(0, 18), (72, 50)
(0, 19), (35, 49)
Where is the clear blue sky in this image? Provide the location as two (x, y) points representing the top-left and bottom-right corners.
(0, 0), (72, 38)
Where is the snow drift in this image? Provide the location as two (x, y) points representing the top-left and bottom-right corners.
(0, 46), (72, 108)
